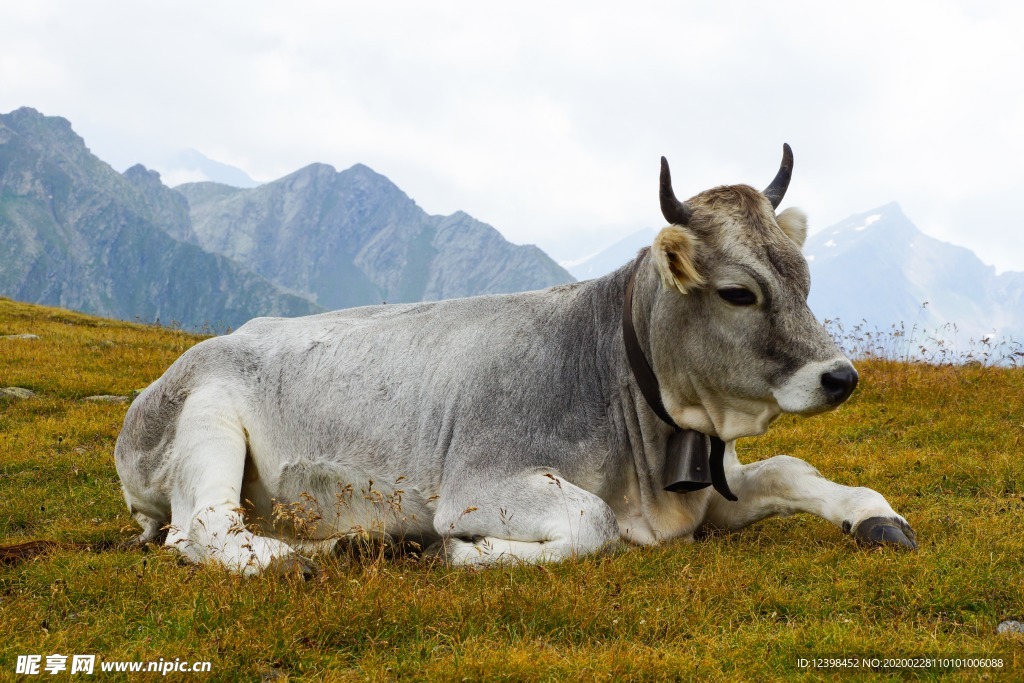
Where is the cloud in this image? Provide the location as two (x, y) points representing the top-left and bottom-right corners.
(2, 1), (1022, 269)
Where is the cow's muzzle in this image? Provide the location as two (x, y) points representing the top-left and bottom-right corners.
(821, 365), (859, 405)
(773, 358), (860, 415)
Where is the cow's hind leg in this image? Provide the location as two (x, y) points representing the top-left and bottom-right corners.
(702, 442), (916, 549)
(163, 390), (314, 576)
(132, 511), (168, 546)
(431, 468), (620, 565)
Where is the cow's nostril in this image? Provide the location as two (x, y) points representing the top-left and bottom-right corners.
(820, 366), (859, 404)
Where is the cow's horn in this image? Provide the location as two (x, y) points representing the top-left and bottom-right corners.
(660, 156), (693, 226)
(762, 143), (794, 209)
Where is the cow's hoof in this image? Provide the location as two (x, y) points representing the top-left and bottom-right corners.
(851, 516), (917, 550)
(332, 535), (411, 562)
(267, 553), (318, 579)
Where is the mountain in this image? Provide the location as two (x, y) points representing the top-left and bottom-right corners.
(0, 107), (321, 331)
(176, 163), (573, 309)
(805, 203), (1024, 342)
(155, 148), (262, 188)
(1, 107), (573, 331)
(565, 202), (1024, 345)
(122, 163), (196, 243)
(564, 227), (656, 282)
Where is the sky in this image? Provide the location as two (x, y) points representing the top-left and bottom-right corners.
(2, 1), (1023, 270)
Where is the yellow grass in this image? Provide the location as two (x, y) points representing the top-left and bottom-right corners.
(1, 296), (1023, 680)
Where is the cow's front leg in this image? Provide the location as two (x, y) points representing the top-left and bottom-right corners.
(701, 441), (916, 549)
(430, 468), (621, 565)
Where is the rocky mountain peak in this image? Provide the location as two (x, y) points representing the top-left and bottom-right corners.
(123, 163), (165, 187)
(5, 107), (80, 144)
(805, 204), (1020, 342)
(178, 160), (572, 310)
(122, 164), (195, 243)
(1, 108), (322, 330)
(3, 107), (572, 330)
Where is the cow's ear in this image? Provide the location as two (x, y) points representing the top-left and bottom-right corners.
(653, 226), (705, 295)
(776, 207), (808, 248)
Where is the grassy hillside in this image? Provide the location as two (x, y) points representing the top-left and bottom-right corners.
(1, 297), (1022, 680)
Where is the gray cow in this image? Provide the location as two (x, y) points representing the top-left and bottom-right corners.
(115, 146), (916, 575)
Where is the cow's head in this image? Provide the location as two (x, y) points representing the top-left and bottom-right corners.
(645, 145), (857, 441)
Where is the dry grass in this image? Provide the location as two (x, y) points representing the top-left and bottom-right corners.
(2, 296), (1023, 680)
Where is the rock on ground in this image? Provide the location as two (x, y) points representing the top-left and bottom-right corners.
(83, 395), (129, 404)
(1, 387), (36, 399)
(998, 620), (1024, 635)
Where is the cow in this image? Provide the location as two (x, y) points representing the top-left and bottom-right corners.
(114, 145), (916, 575)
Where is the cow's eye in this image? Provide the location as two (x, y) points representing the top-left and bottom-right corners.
(717, 287), (757, 306)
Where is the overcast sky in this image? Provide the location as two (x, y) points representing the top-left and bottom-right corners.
(3, 1), (1022, 269)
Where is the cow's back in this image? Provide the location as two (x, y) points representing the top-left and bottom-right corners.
(230, 285), (617, 491)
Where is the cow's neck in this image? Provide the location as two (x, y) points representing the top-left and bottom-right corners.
(622, 253), (679, 429)
(601, 254), (709, 540)
(622, 252), (736, 501)
(619, 251), (710, 433)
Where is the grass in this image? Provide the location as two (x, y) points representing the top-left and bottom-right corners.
(1, 295), (1023, 680)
